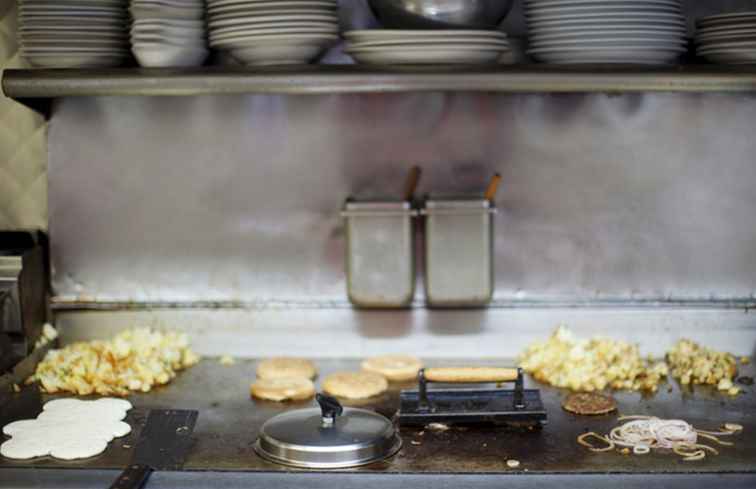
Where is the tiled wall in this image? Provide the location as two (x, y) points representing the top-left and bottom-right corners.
(0, 0), (47, 231)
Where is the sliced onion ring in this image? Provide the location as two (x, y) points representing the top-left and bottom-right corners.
(577, 432), (615, 452)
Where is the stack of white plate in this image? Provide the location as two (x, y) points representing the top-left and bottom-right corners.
(696, 12), (756, 64)
(207, 0), (339, 65)
(18, 0), (130, 68)
(344, 30), (512, 65)
(524, 0), (688, 65)
(130, 0), (208, 67)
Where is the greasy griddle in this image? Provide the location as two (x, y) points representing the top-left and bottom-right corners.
(1, 358), (754, 476)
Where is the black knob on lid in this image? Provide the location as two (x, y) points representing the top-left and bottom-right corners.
(316, 393), (343, 427)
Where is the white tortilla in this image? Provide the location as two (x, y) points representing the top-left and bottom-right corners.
(1, 398), (133, 460)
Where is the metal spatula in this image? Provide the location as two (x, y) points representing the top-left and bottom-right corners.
(109, 409), (198, 489)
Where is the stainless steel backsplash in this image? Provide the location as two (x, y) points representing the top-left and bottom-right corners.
(48, 92), (756, 305)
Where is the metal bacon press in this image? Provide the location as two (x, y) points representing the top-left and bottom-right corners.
(398, 367), (547, 428)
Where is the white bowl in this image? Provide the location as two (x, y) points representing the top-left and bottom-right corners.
(210, 26), (337, 40)
(132, 45), (208, 66)
(131, 24), (206, 38)
(130, 3), (204, 20)
(132, 34), (207, 47)
(229, 42), (327, 65)
(208, 0), (336, 7)
(209, 8), (336, 22)
(132, 18), (205, 28)
(208, 1), (337, 15)
(131, 0), (203, 7)
(208, 13), (338, 28)
(210, 32), (337, 47)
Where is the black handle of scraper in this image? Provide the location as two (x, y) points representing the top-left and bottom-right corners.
(109, 463), (153, 489)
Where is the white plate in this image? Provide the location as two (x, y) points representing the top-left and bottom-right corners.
(529, 22), (686, 35)
(696, 24), (756, 36)
(697, 39), (756, 51)
(209, 8), (336, 21)
(524, 0), (680, 6)
(344, 29), (506, 41)
(210, 32), (337, 47)
(20, 15), (128, 23)
(20, 31), (128, 40)
(20, 0), (126, 4)
(527, 11), (684, 24)
(209, 13), (338, 27)
(23, 53), (128, 68)
(208, 0), (336, 13)
(530, 38), (687, 49)
(697, 15), (756, 29)
(532, 29), (685, 43)
(527, 18), (685, 32)
(697, 11), (756, 23)
(20, 16), (128, 25)
(347, 47), (505, 65)
(210, 26), (337, 39)
(696, 32), (756, 48)
(227, 42), (327, 65)
(528, 44), (686, 53)
(526, 4), (682, 18)
(530, 49), (681, 64)
(347, 38), (510, 48)
(130, 0), (203, 7)
(209, 19), (337, 32)
(19, 4), (126, 12)
(22, 39), (128, 48)
(208, 0), (334, 6)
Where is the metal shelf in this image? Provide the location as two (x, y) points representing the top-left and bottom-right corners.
(4, 64), (756, 116)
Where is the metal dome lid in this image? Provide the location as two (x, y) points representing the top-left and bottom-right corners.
(254, 394), (402, 469)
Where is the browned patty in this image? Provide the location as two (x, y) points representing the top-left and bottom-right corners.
(561, 392), (617, 416)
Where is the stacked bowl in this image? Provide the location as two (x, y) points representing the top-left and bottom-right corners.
(696, 12), (756, 64)
(130, 0), (208, 67)
(524, 0), (687, 65)
(344, 30), (512, 65)
(207, 0), (339, 65)
(18, 0), (130, 68)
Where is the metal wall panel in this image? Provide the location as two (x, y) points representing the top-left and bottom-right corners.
(48, 91), (756, 304)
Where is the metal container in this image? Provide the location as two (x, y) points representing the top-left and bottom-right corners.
(342, 200), (417, 308)
(422, 197), (496, 307)
(368, 0), (514, 30)
(254, 394), (402, 469)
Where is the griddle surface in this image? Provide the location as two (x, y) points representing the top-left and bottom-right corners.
(1, 358), (754, 474)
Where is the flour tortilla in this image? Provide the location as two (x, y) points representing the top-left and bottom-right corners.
(1, 398), (133, 460)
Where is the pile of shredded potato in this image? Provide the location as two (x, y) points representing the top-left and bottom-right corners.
(667, 339), (739, 395)
(519, 326), (669, 392)
(28, 328), (200, 396)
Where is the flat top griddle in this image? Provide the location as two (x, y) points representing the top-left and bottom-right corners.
(1, 358), (754, 476)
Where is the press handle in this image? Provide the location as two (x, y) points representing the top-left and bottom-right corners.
(316, 393), (343, 427)
(423, 367), (519, 383)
